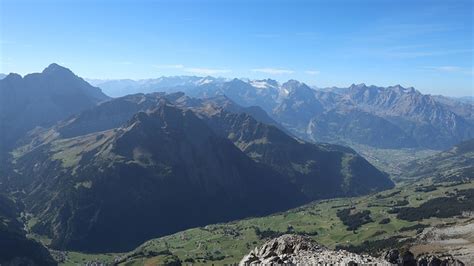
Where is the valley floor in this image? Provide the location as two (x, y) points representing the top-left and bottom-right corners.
(46, 179), (474, 265)
(339, 142), (439, 176)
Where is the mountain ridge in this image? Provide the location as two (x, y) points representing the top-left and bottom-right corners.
(11, 101), (307, 252)
(179, 78), (473, 150)
(0, 64), (109, 153)
(82, 71), (473, 150)
(7, 90), (393, 252)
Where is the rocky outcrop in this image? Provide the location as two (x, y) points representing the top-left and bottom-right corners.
(240, 235), (466, 265)
(415, 254), (464, 266)
(239, 234), (387, 265)
(383, 249), (465, 266)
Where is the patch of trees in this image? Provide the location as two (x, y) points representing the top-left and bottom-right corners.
(116, 249), (181, 265)
(336, 236), (412, 256)
(295, 230), (319, 236)
(336, 208), (373, 231)
(379, 218), (390, 224)
(414, 185), (437, 192)
(331, 204), (350, 209)
(397, 189), (474, 221)
(391, 199), (409, 206)
(387, 208), (400, 214)
(254, 228), (284, 239)
(375, 190), (401, 199)
(368, 199), (409, 208)
(254, 226), (318, 239)
(399, 224), (428, 233)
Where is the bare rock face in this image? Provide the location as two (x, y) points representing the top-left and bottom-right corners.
(382, 249), (465, 266)
(239, 234), (387, 265)
(409, 254), (464, 266)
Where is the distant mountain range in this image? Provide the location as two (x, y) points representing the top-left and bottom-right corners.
(4, 67), (473, 150)
(88, 76), (474, 150)
(220, 80), (473, 150)
(87, 76), (227, 97)
(1, 65), (392, 252)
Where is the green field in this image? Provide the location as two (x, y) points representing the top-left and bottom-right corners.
(52, 179), (474, 265)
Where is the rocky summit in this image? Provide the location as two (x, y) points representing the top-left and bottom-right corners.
(240, 234), (467, 266)
(239, 234), (387, 265)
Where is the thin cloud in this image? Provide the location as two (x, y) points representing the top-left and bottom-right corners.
(305, 70), (320, 75)
(184, 67), (231, 75)
(152, 64), (231, 75)
(252, 68), (294, 75)
(387, 49), (473, 58)
(153, 64), (185, 69)
(425, 66), (473, 75)
(427, 66), (462, 72)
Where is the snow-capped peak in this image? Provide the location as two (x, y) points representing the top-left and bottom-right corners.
(250, 79), (279, 89)
(196, 77), (215, 85)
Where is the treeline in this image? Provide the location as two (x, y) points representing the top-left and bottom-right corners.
(336, 236), (412, 256)
(397, 189), (474, 221)
(336, 208), (373, 231)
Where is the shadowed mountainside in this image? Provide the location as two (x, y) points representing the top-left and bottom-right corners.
(0, 194), (56, 266)
(8, 92), (393, 252)
(0, 64), (108, 153)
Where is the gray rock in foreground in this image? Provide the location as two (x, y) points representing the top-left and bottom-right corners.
(239, 234), (388, 265)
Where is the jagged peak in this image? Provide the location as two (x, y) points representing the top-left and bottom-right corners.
(349, 83), (368, 89)
(2, 72), (23, 82)
(196, 76), (217, 85)
(224, 78), (254, 89)
(347, 83), (421, 95)
(250, 78), (280, 89)
(283, 79), (303, 87)
(253, 78), (279, 84)
(281, 80), (314, 95)
(42, 63), (75, 76)
(388, 84), (418, 94)
(229, 77), (247, 83)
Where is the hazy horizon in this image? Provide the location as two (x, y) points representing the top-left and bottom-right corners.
(1, 0), (473, 97)
(1, 62), (472, 98)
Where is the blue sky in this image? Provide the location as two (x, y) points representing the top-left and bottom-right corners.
(1, 0), (472, 96)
